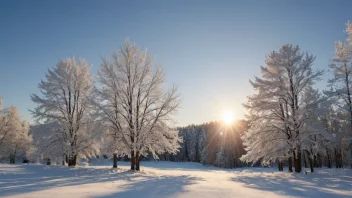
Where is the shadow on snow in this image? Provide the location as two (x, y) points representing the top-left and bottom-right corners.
(231, 169), (352, 197)
(0, 164), (202, 197)
(92, 174), (201, 198)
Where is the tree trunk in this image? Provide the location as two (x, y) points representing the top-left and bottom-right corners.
(10, 146), (17, 164)
(68, 154), (77, 166)
(335, 149), (342, 168)
(9, 155), (15, 164)
(305, 150), (314, 173)
(335, 149), (338, 168)
(327, 150), (332, 168)
(68, 159), (73, 166)
(73, 154), (77, 165)
(294, 150), (302, 173)
(288, 156), (293, 172)
(278, 161), (283, 171)
(62, 154), (65, 166)
(309, 157), (314, 173)
(130, 150), (135, 170)
(47, 158), (51, 165)
(113, 153), (118, 168)
(136, 151), (140, 171)
(313, 155), (318, 168)
(303, 152), (308, 168)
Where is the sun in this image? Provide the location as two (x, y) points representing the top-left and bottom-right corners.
(221, 111), (234, 125)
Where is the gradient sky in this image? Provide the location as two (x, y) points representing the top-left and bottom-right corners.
(1, 0), (352, 126)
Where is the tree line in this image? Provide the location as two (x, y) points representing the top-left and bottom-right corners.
(157, 121), (248, 168)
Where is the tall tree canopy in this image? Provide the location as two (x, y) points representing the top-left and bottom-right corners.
(241, 44), (324, 173)
(31, 58), (99, 166)
(93, 40), (181, 171)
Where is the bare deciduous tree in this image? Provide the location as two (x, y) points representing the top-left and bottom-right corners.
(31, 58), (99, 166)
(93, 40), (181, 171)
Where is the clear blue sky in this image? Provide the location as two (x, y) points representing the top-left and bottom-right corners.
(1, 0), (351, 126)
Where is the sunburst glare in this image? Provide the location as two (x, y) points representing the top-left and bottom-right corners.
(221, 111), (234, 125)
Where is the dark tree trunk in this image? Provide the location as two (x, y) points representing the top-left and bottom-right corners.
(68, 154), (77, 166)
(62, 155), (65, 165)
(130, 150), (135, 170)
(113, 153), (118, 168)
(335, 149), (338, 168)
(68, 159), (73, 166)
(303, 152), (308, 168)
(136, 151), (140, 171)
(309, 157), (314, 173)
(281, 162), (283, 171)
(305, 150), (314, 173)
(313, 155), (318, 168)
(73, 154), (77, 165)
(9, 155), (15, 164)
(327, 150), (332, 168)
(294, 150), (302, 173)
(65, 155), (68, 163)
(10, 146), (17, 164)
(47, 158), (51, 165)
(288, 156), (293, 172)
(278, 161), (283, 171)
(335, 149), (342, 168)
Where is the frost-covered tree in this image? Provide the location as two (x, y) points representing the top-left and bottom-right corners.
(198, 128), (207, 164)
(325, 41), (352, 126)
(0, 106), (20, 148)
(242, 44), (324, 173)
(31, 58), (99, 166)
(215, 144), (225, 167)
(7, 121), (33, 164)
(184, 127), (197, 161)
(325, 22), (352, 167)
(93, 40), (181, 171)
(0, 100), (33, 163)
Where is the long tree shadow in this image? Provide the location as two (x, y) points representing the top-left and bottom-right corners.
(231, 170), (352, 197)
(0, 164), (203, 197)
(92, 174), (202, 198)
(0, 164), (133, 197)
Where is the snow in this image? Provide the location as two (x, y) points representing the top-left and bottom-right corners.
(0, 162), (351, 198)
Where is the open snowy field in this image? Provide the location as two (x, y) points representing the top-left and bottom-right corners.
(0, 162), (351, 198)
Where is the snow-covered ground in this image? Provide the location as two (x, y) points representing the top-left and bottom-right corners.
(0, 161), (351, 198)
